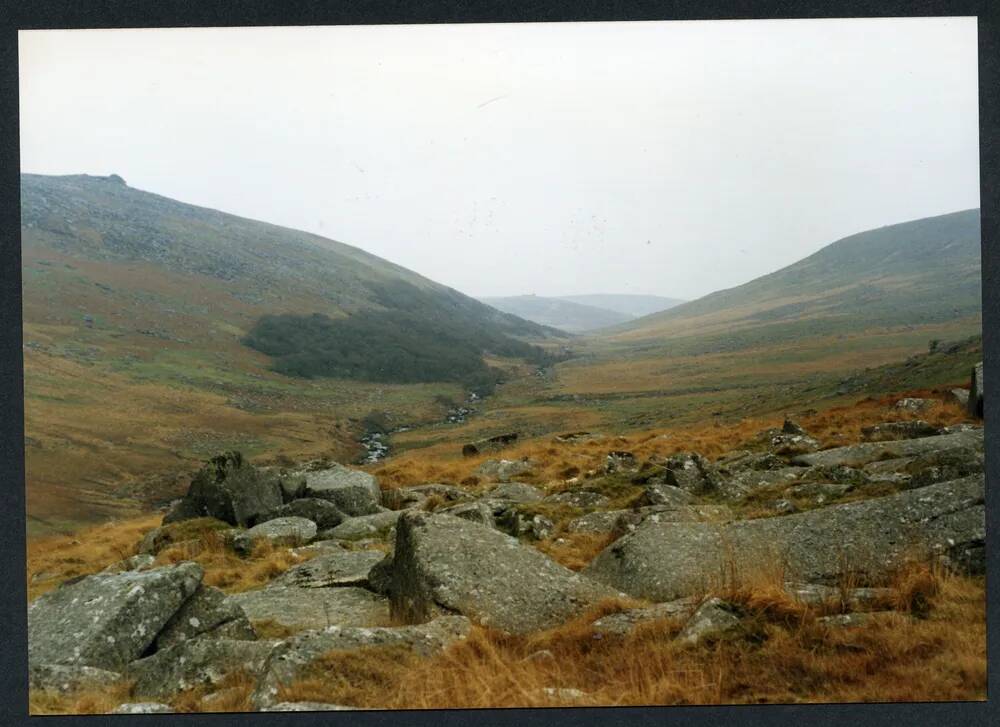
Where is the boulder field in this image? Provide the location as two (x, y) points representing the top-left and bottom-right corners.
(27, 412), (987, 711)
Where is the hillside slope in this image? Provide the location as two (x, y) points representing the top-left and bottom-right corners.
(20, 174), (562, 530)
(479, 295), (634, 333)
(610, 209), (981, 353)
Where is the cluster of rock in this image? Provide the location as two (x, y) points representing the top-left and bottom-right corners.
(28, 400), (987, 712)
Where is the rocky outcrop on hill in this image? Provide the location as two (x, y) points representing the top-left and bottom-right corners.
(251, 616), (471, 708)
(298, 464), (382, 515)
(386, 511), (619, 633)
(231, 585), (389, 632)
(29, 563), (204, 672)
(155, 585), (256, 650)
(585, 475), (984, 601)
(164, 452), (284, 527)
(791, 429), (983, 468)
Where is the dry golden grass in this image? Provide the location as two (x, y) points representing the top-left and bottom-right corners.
(26, 513), (162, 601)
(26, 514), (317, 601)
(270, 565), (985, 709)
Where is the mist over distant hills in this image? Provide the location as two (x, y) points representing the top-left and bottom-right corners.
(479, 294), (684, 333)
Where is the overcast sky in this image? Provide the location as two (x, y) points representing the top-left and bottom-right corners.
(19, 18), (979, 300)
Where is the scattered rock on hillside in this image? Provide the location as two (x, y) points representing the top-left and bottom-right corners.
(476, 459), (535, 483)
(165, 452), (284, 527)
(272, 549), (385, 589)
(388, 511), (619, 634)
(324, 509), (400, 541)
(676, 598), (743, 646)
(591, 597), (698, 636)
(438, 500), (497, 528)
(604, 451), (638, 474)
(262, 703), (360, 711)
(251, 616), (471, 709)
(462, 432), (519, 457)
(231, 585), (389, 632)
(566, 510), (628, 534)
(29, 664), (123, 695)
(792, 429), (982, 468)
(784, 582), (894, 609)
(638, 482), (696, 508)
(544, 490), (611, 508)
(155, 585), (256, 651)
(658, 452), (724, 495)
(111, 703), (174, 714)
(129, 638), (279, 699)
(246, 517), (317, 546)
(299, 465), (382, 516)
(895, 397), (931, 412)
(485, 481), (543, 502)
(819, 612), (902, 628)
(861, 421), (940, 442)
(263, 498), (346, 530)
(383, 483), (471, 510)
(951, 388), (970, 407)
(903, 446), (984, 489)
(585, 475), (985, 602)
(28, 562), (203, 672)
(612, 505), (733, 537)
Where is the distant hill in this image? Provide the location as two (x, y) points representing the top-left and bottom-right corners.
(609, 209), (982, 353)
(479, 295), (634, 333)
(558, 294), (685, 318)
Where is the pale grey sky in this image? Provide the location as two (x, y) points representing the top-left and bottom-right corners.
(19, 18), (979, 300)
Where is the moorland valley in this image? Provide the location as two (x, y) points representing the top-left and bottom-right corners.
(22, 173), (986, 713)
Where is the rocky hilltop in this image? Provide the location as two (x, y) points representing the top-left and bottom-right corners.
(27, 377), (986, 712)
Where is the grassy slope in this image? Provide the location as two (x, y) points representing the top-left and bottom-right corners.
(20, 174), (558, 532)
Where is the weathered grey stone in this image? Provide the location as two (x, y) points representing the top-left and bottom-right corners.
(638, 482), (696, 508)
(28, 562), (203, 672)
(29, 664), (123, 694)
(566, 510), (628, 534)
(544, 490), (611, 508)
(612, 505), (733, 537)
(861, 421), (940, 442)
(271, 549), (385, 589)
(658, 452), (724, 495)
(231, 585), (389, 632)
(438, 500), (497, 528)
(591, 597), (699, 636)
(903, 446), (984, 489)
(477, 459), (535, 483)
(155, 585), (256, 650)
(251, 616), (471, 708)
(129, 638), (278, 698)
(717, 467), (806, 501)
(785, 482), (854, 503)
(263, 498), (346, 530)
(792, 429), (983, 468)
(166, 452), (284, 527)
(676, 598), (743, 646)
(462, 432), (519, 457)
(950, 388), (970, 408)
(383, 483), (471, 510)
(262, 703), (361, 711)
(485, 481), (544, 502)
(784, 582), (894, 609)
(111, 703), (174, 714)
(585, 476), (984, 602)
(604, 451), (638, 474)
(895, 397), (931, 412)
(300, 465), (382, 516)
(325, 509), (401, 541)
(246, 516), (317, 546)
(387, 512), (618, 634)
